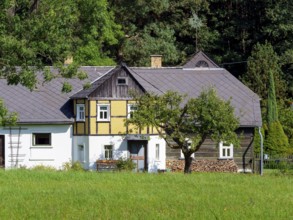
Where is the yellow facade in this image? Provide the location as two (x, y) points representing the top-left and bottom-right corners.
(76, 123), (85, 134)
(73, 99), (157, 136)
(98, 100), (110, 104)
(90, 118), (97, 134)
(90, 101), (97, 116)
(98, 123), (110, 134)
(111, 118), (126, 134)
(111, 101), (126, 116)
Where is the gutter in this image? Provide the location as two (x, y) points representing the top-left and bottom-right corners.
(258, 127), (264, 176)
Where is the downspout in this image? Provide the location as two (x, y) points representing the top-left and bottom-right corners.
(258, 127), (263, 176)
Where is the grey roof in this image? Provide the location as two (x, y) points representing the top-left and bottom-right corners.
(127, 67), (262, 127)
(0, 52), (262, 127)
(0, 67), (113, 124)
(71, 67), (116, 99)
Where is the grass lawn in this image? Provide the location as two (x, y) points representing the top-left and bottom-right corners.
(0, 170), (292, 220)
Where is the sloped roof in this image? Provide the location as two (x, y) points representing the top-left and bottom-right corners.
(0, 52), (262, 127)
(127, 67), (262, 127)
(71, 67), (116, 99)
(0, 67), (112, 124)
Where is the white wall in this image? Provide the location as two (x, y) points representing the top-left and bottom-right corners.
(0, 125), (72, 169)
(0, 125), (166, 172)
(74, 135), (166, 172)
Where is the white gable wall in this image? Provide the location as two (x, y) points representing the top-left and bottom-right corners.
(0, 125), (72, 169)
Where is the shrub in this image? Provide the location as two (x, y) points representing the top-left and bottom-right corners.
(265, 121), (289, 156)
(62, 160), (85, 171)
(31, 165), (56, 171)
(116, 157), (136, 171)
(71, 161), (84, 171)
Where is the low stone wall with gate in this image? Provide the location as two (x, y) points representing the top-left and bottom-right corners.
(166, 159), (238, 172)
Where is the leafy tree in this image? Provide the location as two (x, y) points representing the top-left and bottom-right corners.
(0, 0), (122, 90)
(0, 100), (17, 126)
(109, 0), (217, 66)
(126, 88), (239, 173)
(242, 42), (286, 100)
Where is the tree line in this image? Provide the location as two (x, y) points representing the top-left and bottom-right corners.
(0, 0), (292, 154)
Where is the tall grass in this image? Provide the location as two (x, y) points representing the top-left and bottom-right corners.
(0, 170), (292, 219)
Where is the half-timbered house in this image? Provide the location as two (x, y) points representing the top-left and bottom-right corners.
(0, 51), (262, 172)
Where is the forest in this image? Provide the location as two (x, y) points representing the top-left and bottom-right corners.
(0, 0), (292, 154)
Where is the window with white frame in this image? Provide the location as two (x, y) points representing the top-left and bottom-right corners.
(76, 104), (85, 121)
(219, 141), (233, 159)
(33, 133), (51, 146)
(104, 145), (113, 160)
(97, 104), (110, 121)
(155, 144), (160, 160)
(127, 104), (137, 118)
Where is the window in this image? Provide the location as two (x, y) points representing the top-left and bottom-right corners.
(219, 141), (233, 159)
(33, 133), (51, 146)
(76, 104), (85, 121)
(155, 144), (160, 160)
(195, 60), (209, 67)
(78, 145), (85, 162)
(127, 104), (137, 118)
(97, 104), (110, 121)
(104, 145), (113, 160)
(117, 77), (128, 85)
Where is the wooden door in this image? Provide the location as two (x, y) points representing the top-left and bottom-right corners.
(128, 141), (147, 172)
(0, 135), (4, 167)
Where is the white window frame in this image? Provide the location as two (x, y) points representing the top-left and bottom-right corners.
(32, 133), (52, 146)
(97, 104), (110, 121)
(127, 104), (137, 119)
(219, 141), (233, 159)
(104, 145), (113, 160)
(76, 104), (85, 121)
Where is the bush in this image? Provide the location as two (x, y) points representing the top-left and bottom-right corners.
(31, 165), (56, 171)
(62, 161), (85, 171)
(265, 121), (289, 156)
(116, 157), (136, 171)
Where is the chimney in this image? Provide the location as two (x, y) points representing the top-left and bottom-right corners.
(150, 55), (162, 68)
(64, 56), (73, 65)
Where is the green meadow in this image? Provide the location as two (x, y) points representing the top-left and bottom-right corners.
(0, 170), (292, 220)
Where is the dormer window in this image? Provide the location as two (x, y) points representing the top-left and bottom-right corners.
(76, 104), (85, 121)
(117, 77), (128, 85)
(195, 60), (209, 67)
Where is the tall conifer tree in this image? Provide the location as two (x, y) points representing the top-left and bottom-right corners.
(267, 70), (278, 125)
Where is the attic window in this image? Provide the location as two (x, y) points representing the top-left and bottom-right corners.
(195, 60), (209, 67)
(117, 77), (128, 85)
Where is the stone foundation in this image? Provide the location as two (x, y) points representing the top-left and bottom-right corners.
(166, 159), (238, 173)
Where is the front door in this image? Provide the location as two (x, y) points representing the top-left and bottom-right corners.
(0, 135), (4, 168)
(128, 141), (147, 172)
